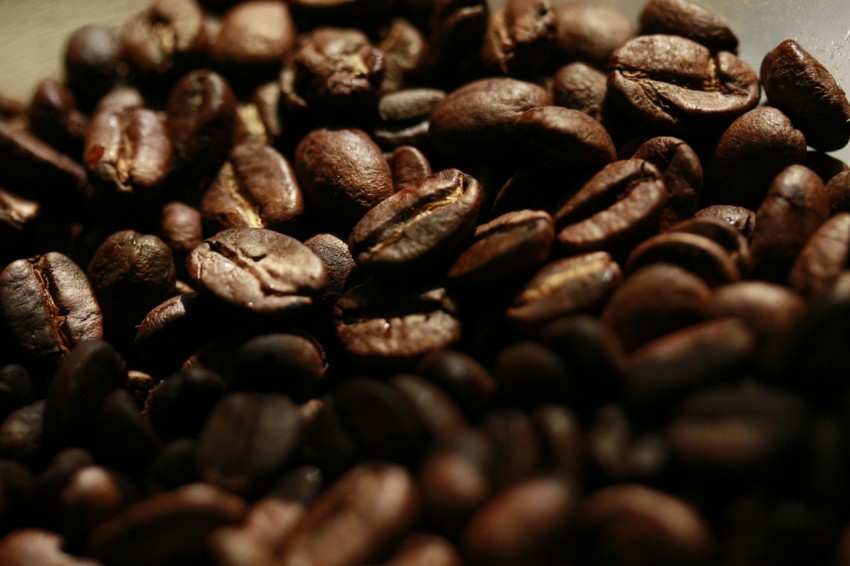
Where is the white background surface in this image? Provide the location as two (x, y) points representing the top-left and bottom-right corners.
(0, 0), (848, 161)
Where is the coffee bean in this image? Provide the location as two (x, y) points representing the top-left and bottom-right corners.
(64, 26), (126, 105)
(481, 0), (556, 77)
(276, 463), (420, 566)
(252, 81), (284, 143)
(514, 105), (616, 170)
(761, 39), (850, 152)
(384, 534), (462, 566)
(303, 233), (359, 309)
(85, 107), (172, 199)
(187, 228), (327, 315)
(123, 0), (208, 84)
(625, 231), (740, 287)
(789, 213), (850, 298)
(706, 106), (807, 210)
(551, 62), (607, 121)
(161, 201), (203, 262)
(0, 188), (42, 263)
(378, 18), (429, 94)
(334, 280), (461, 368)
(0, 401), (45, 467)
(554, 160), (667, 252)
(669, 216), (753, 275)
(552, 3), (635, 70)
(827, 171), (850, 215)
(59, 466), (136, 552)
(392, 146), (432, 192)
(89, 483), (246, 566)
(575, 484), (714, 566)
(0, 529), (99, 566)
(281, 28), (385, 121)
(639, 0), (739, 52)
(461, 475), (574, 565)
(429, 77), (551, 161)
(416, 350), (497, 418)
(166, 70), (237, 181)
(632, 136), (703, 232)
(295, 128), (394, 232)
(750, 165), (830, 282)
(375, 88), (446, 150)
(493, 341), (571, 408)
(609, 35), (760, 136)
(96, 390), (160, 478)
(602, 264), (713, 352)
(210, 1), (297, 80)
(507, 252), (623, 331)
(145, 367), (228, 442)
(202, 141), (304, 233)
(349, 168), (483, 275)
(483, 409), (544, 489)
(696, 205), (756, 239)
(390, 374), (467, 442)
(0, 253), (102, 367)
(28, 79), (88, 158)
(448, 209), (554, 288)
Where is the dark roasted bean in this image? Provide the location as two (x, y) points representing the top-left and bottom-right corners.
(551, 62), (607, 121)
(696, 204), (756, 239)
(481, 0), (556, 77)
(392, 145), (432, 192)
(626, 231), (740, 287)
(64, 26), (126, 105)
(552, 3), (635, 70)
(514, 105), (616, 170)
(375, 89), (446, 150)
(28, 79), (87, 157)
(639, 0), (739, 52)
(378, 18), (429, 94)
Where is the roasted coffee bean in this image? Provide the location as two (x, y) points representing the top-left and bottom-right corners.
(392, 146), (433, 192)
(276, 463), (420, 566)
(166, 70), (237, 180)
(187, 228), (327, 315)
(807, 151), (850, 184)
(551, 62), (607, 121)
(481, 0), (556, 77)
(123, 0), (208, 84)
(706, 106), (807, 210)
(484, 409), (544, 489)
(30, 448), (95, 532)
(303, 233), (359, 309)
(827, 171), (850, 215)
(161, 201), (203, 261)
(144, 367), (228, 442)
(0, 253), (102, 367)
(602, 264), (713, 353)
(493, 341), (571, 408)
(390, 374), (467, 441)
(669, 216), (753, 275)
(514, 106), (616, 170)
(281, 28), (385, 121)
(334, 378), (428, 463)
(789, 213), (850, 298)
(28, 79), (87, 157)
(761, 39), (850, 152)
(64, 25), (126, 105)
(349, 168), (483, 275)
(42, 340), (127, 453)
(625, 318), (755, 411)
(626, 231), (740, 287)
(461, 475), (574, 565)
(666, 383), (809, 476)
(0, 121), (87, 207)
(202, 141), (303, 233)
(507, 252), (623, 331)
(196, 393), (301, 497)
(426, 1), (488, 83)
(0, 529), (99, 566)
(609, 35), (760, 136)
(334, 281), (461, 368)
(384, 534), (462, 566)
(378, 18), (429, 95)
(429, 77), (551, 161)
(84, 107), (171, 198)
(531, 405), (583, 476)
(0, 401), (45, 466)
(295, 128), (394, 232)
(448, 209), (554, 288)
(375, 89), (446, 149)
(632, 136), (703, 232)
(252, 81), (284, 143)
(59, 466), (136, 552)
(210, 1), (297, 79)
(575, 484), (714, 566)
(554, 160), (667, 252)
(89, 483), (246, 566)
(416, 350), (497, 418)
(95, 390), (160, 477)
(750, 165), (830, 282)
(696, 204), (756, 239)
(552, 3), (635, 70)
(639, 0), (738, 52)
(588, 405), (668, 481)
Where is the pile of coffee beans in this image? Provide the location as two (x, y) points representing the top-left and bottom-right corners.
(1, 0), (850, 563)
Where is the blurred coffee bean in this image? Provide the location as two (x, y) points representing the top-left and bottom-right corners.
(64, 26), (126, 106)
(639, 0), (738, 52)
(378, 18), (429, 94)
(0, 529), (99, 566)
(625, 231), (740, 287)
(416, 350), (497, 418)
(696, 205), (756, 239)
(551, 63), (607, 121)
(375, 89), (445, 149)
(392, 145), (432, 191)
(481, 0), (556, 77)
(28, 79), (87, 158)
(789, 213), (850, 298)
(145, 367), (228, 442)
(552, 3), (635, 70)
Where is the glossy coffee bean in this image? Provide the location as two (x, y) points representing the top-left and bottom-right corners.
(0, 253), (102, 367)
(392, 146), (433, 192)
(295, 128), (394, 232)
(669, 216), (753, 275)
(202, 141), (303, 233)
(761, 39), (850, 152)
(349, 168), (483, 275)
(334, 280), (461, 368)
(554, 159), (667, 252)
(609, 35), (760, 136)
(639, 0), (738, 52)
(187, 228), (327, 315)
(552, 3), (635, 70)
(480, 0), (556, 77)
(85, 107), (172, 199)
(827, 171), (850, 215)
(514, 105), (616, 170)
(551, 62), (607, 121)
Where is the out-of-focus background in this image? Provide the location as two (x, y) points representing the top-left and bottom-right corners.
(0, 0), (848, 160)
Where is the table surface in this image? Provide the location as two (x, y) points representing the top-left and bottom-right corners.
(0, 0), (848, 161)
